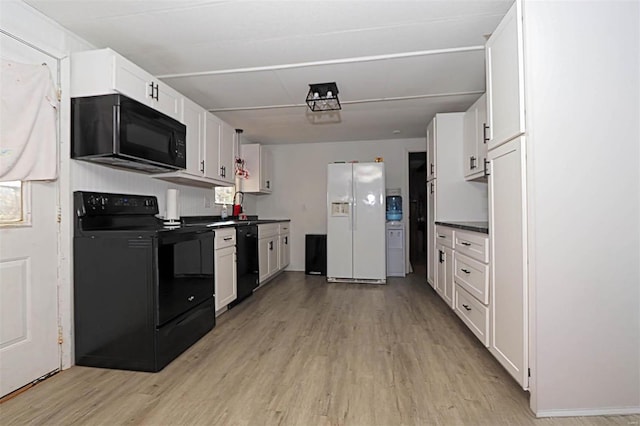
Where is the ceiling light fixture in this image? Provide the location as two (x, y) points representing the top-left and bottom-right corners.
(306, 82), (341, 112)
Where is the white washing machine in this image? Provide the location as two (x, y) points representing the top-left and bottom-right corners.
(386, 222), (405, 277)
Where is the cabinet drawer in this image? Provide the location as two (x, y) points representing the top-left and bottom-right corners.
(454, 252), (489, 304)
(258, 223), (279, 238)
(454, 230), (489, 263)
(278, 222), (290, 234)
(435, 226), (454, 249)
(454, 285), (489, 347)
(215, 228), (236, 249)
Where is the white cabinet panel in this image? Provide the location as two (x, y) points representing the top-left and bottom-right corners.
(72, 48), (182, 121)
(182, 98), (205, 176)
(463, 94), (488, 180)
(218, 121), (235, 184)
(488, 136), (528, 389)
(241, 144), (272, 194)
(203, 113), (221, 180)
(454, 252), (489, 305)
(455, 285), (490, 347)
(426, 180), (436, 288)
(436, 244), (454, 308)
(426, 119), (436, 181)
(486, 0), (525, 149)
(215, 245), (237, 310)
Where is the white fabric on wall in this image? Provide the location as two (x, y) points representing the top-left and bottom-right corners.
(0, 59), (58, 181)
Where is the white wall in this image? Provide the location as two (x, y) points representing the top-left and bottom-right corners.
(523, 0), (640, 415)
(255, 138), (426, 272)
(71, 162), (228, 218)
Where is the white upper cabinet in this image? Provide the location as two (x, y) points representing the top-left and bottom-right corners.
(463, 94), (488, 180)
(203, 113), (222, 180)
(218, 121), (236, 185)
(71, 48), (182, 121)
(485, 0), (525, 149)
(426, 119), (436, 181)
(241, 144), (273, 194)
(182, 97), (205, 176)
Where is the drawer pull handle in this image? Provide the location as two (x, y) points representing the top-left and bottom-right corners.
(461, 268), (471, 274)
(223, 237), (232, 241)
(462, 304), (472, 311)
(460, 241), (471, 246)
(438, 235), (446, 238)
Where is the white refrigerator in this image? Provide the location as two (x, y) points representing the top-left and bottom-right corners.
(327, 162), (386, 283)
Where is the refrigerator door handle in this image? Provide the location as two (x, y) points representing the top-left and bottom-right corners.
(351, 198), (357, 231)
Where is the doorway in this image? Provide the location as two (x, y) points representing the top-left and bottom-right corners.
(0, 32), (61, 397)
(408, 152), (427, 274)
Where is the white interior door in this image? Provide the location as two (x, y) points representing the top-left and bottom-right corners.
(352, 163), (386, 280)
(0, 34), (60, 397)
(326, 163), (353, 279)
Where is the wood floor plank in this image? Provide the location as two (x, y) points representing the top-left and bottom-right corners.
(1, 271), (637, 425)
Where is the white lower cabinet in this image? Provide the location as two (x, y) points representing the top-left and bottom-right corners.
(434, 226), (454, 307)
(278, 222), (290, 270)
(257, 222), (291, 285)
(258, 223), (280, 284)
(454, 285), (490, 346)
(451, 229), (491, 348)
(214, 228), (237, 312)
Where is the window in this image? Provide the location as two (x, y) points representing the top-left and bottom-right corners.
(0, 181), (25, 224)
(214, 186), (235, 205)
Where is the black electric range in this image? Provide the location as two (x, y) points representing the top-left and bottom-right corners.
(73, 191), (215, 372)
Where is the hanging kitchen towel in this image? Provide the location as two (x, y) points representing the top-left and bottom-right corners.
(0, 59), (58, 181)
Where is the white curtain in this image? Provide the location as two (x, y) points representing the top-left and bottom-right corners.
(0, 59), (58, 181)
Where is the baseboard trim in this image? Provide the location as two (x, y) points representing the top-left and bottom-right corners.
(536, 406), (640, 418)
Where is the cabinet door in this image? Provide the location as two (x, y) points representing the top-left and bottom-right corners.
(486, 0), (525, 149)
(258, 237), (270, 283)
(182, 99), (205, 176)
(203, 113), (221, 180)
(435, 243), (446, 297)
(476, 94), (488, 176)
(113, 54), (153, 105)
(279, 233), (290, 270)
(426, 179), (436, 287)
(426, 119), (436, 181)
(463, 102), (479, 178)
(218, 121), (235, 184)
(488, 136), (528, 389)
(268, 237), (279, 276)
(435, 244), (454, 308)
(215, 245), (237, 310)
(155, 82), (182, 121)
(443, 246), (454, 308)
(261, 146), (272, 192)
(464, 94), (488, 180)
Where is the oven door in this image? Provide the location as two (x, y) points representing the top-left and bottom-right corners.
(156, 229), (214, 326)
(118, 96), (186, 170)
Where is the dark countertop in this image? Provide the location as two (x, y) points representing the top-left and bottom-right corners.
(179, 216), (290, 229)
(435, 221), (489, 234)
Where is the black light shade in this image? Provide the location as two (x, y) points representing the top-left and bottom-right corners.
(306, 82), (341, 111)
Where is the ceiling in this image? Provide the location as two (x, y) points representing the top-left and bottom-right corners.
(25, 0), (513, 145)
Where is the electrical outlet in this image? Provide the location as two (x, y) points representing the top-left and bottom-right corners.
(204, 195), (212, 208)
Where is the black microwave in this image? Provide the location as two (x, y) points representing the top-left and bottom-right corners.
(71, 94), (186, 173)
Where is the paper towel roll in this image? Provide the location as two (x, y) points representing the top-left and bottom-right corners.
(166, 189), (179, 220)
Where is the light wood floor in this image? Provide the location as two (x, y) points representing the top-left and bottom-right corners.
(1, 271), (637, 425)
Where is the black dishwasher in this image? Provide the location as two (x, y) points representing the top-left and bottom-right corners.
(229, 224), (259, 308)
